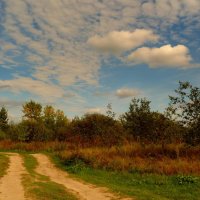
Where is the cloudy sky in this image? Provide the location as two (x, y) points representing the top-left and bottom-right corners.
(0, 0), (200, 120)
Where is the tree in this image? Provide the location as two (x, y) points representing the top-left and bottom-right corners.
(69, 113), (124, 146)
(120, 98), (154, 142)
(22, 100), (42, 122)
(55, 109), (68, 128)
(22, 100), (43, 142)
(54, 109), (69, 140)
(106, 103), (116, 119)
(43, 105), (56, 130)
(151, 112), (183, 145)
(167, 81), (200, 145)
(0, 107), (9, 131)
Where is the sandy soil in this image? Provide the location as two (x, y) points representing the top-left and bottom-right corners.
(32, 153), (133, 200)
(0, 153), (27, 200)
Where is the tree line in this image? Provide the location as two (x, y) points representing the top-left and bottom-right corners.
(0, 81), (199, 146)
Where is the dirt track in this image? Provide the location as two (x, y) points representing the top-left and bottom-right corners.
(0, 153), (27, 200)
(0, 153), (132, 200)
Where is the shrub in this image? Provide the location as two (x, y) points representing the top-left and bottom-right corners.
(0, 130), (6, 140)
(69, 113), (125, 146)
(176, 175), (198, 185)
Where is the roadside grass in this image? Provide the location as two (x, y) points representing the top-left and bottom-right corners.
(52, 155), (200, 200)
(22, 153), (78, 200)
(0, 154), (9, 177)
(53, 145), (200, 175)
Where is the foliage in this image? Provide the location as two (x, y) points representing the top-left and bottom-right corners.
(0, 130), (6, 140)
(167, 81), (200, 126)
(43, 105), (56, 130)
(0, 107), (9, 131)
(19, 101), (69, 142)
(0, 81), (199, 146)
(69, 113), (124, 146)
(106, 103), (116, 119)
(167, 81), (200, 145)
(55, 109), (68, 128)
(53, 154), (200, 200)
(121, 98), (153, 142)
(176, 175), (198, 185)
(22, 100), (42, 121)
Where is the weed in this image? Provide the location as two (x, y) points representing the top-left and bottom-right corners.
(176, 175), (199, 185)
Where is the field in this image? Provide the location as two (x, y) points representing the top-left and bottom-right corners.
(0, 141), (199, 200)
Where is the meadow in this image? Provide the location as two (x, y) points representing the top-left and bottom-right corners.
(0, 141), (200, 200)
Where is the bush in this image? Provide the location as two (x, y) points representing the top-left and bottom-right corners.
(176, 175), (198, 185)
(0, 130), (6, 140)
(69, 113), (125, 146)
(7, 123), (29, 142)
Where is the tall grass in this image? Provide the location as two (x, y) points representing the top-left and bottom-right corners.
(55, 143), (200, 175)
(0, 140), (69, 152)
(0, 140), (200, 175)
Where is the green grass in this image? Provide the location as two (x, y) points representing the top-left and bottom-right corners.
(52, 155), (200, 200)
(0, 154), (9, 177)
(22, 153), (78, 200)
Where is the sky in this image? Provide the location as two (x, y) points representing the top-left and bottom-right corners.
(0, 0), (200, 121)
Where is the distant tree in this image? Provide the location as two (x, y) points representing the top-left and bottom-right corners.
(43, 105), (56, 130)
(106, 103), (116, 119)
(21, 100), (43, 141)
(0, 107), (9, 131)
(22, 100), (42, 122)
(167, 81), (200, 145)
(54, 109), (69, 140)
(55, 109), (68, 128)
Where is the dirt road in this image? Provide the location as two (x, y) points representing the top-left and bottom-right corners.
(0, 153), (132, 200)
(0, 153), (27, 200)
(32, 154), (132, 200)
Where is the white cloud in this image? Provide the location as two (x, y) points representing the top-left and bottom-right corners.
(88, 29), (159, 54)
(0, 99), (24, 108)
(1, 0), (200, 107)
(85, 107), (102, 114)
(116, 88), (140, 99)
(0, 77), (65, 100)
(128, 45), (193, 68)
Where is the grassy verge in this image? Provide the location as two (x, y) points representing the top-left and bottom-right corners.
(22, 153), (78, 200)
(52, 155), (200, 200)
(0, 154), (9, 177)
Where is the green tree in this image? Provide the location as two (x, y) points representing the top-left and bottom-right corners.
(54, 109), (69, 141)
(69, 113), (124, 146)
(121, 98), (154, 142)
(22, 100), (43, 142)
(106, 103), (116, 119)
(167, 81), (200, 145)
(43, 105), (56, 130)
(0, 107), (9, 131)
(22, 100), (42, 122)
(55, 109), (68, 128)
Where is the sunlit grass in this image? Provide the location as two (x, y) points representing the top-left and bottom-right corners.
(0, 154), (9, 177)
(22, 153), (77, 200)
(52, 154), (200, 200)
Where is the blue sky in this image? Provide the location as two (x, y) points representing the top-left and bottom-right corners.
(0, 0), (200, 121)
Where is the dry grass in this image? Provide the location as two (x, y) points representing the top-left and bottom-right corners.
(0, 140), (69, 152)
(0, 140), (200, 175)
(55, 143), (200, 175)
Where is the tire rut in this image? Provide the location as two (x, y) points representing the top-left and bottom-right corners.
(32, 153), (133, 200)
(0, 153), (27, 200)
